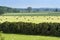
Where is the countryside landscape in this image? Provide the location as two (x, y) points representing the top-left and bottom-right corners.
(0, 0), (60, 40)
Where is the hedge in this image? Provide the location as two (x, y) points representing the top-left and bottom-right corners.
(0, 22), (60, 36)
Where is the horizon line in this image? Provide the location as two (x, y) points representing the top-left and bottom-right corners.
(0, 5), (60, 8)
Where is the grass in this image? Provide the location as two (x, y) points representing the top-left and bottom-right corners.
(1, 12), (60, 16)
(1, 13), (49, 16)
(2, 33), (60, 40)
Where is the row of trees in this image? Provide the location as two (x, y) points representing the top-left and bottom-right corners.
(0, 22), (60, 36)
(0, 6), (60, 14)
(0, 6), (20, 15)
(0, 6), (32, 15)
(20, 7), (59, 13)
(20, 7), (60, 13)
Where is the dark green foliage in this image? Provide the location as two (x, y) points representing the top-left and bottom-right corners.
(0, 22), (60, 36)
(27, 7), (32, 13)
(55, 8), (58, 12)
(0, 9), (4, 15)
(0, 6), (20, 13)
(0, 6), (60, 14)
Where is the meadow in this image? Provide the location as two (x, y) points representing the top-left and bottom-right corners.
(1, 33), (60, 40)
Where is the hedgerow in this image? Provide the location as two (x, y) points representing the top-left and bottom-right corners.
(0, 22), (60, 36)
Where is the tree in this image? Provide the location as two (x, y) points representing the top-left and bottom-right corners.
(55, 8), (58, 12)
(27, 7), (32, 13)
(0, 9), (4, 15)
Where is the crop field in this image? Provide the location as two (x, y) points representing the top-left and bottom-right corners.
(0, 33), (59, 40)
(0, 16), (60, 23)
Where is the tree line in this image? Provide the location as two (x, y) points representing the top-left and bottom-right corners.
(0, 6), (20, 15)
(0, 22), (60, 36)
(0, 6), (60, 15)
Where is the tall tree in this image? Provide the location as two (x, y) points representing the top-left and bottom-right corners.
(27, 7), (32, 13)
(55, 8), (58, 12)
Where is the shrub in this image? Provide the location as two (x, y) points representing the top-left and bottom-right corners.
(0, 22), (60, 36)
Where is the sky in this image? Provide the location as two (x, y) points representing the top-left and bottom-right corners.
(0, 0), (60, 8)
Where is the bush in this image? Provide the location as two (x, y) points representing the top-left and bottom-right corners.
(0, 22), (60, 36)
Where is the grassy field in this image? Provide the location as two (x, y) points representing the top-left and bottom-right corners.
(1, 33), (59, 40)
(1, 13), (49, 16)
(1, 12), (60, 16)
(0, 16), (60, 23)
(1, 12), (60, 23)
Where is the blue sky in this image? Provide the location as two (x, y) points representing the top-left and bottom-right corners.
(0, 0), (60, 8)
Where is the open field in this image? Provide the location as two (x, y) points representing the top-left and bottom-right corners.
(1, 33), (60, 40)
(0, 16), (60, 23)
(1, 12), (60, 16)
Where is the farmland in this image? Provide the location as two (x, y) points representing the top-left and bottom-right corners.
(0, 16), (60, 23)
(1, 12), (60, 16)
(0, 3), (60, 40)
(0, 12), (60, 40)
(1, 12), (60, 23)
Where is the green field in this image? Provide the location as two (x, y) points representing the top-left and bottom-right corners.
(1, 33), (60, 40)
(1, 12), (60, 16)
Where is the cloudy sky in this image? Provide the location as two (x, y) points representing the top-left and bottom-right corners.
(0, 0), (60, 8)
